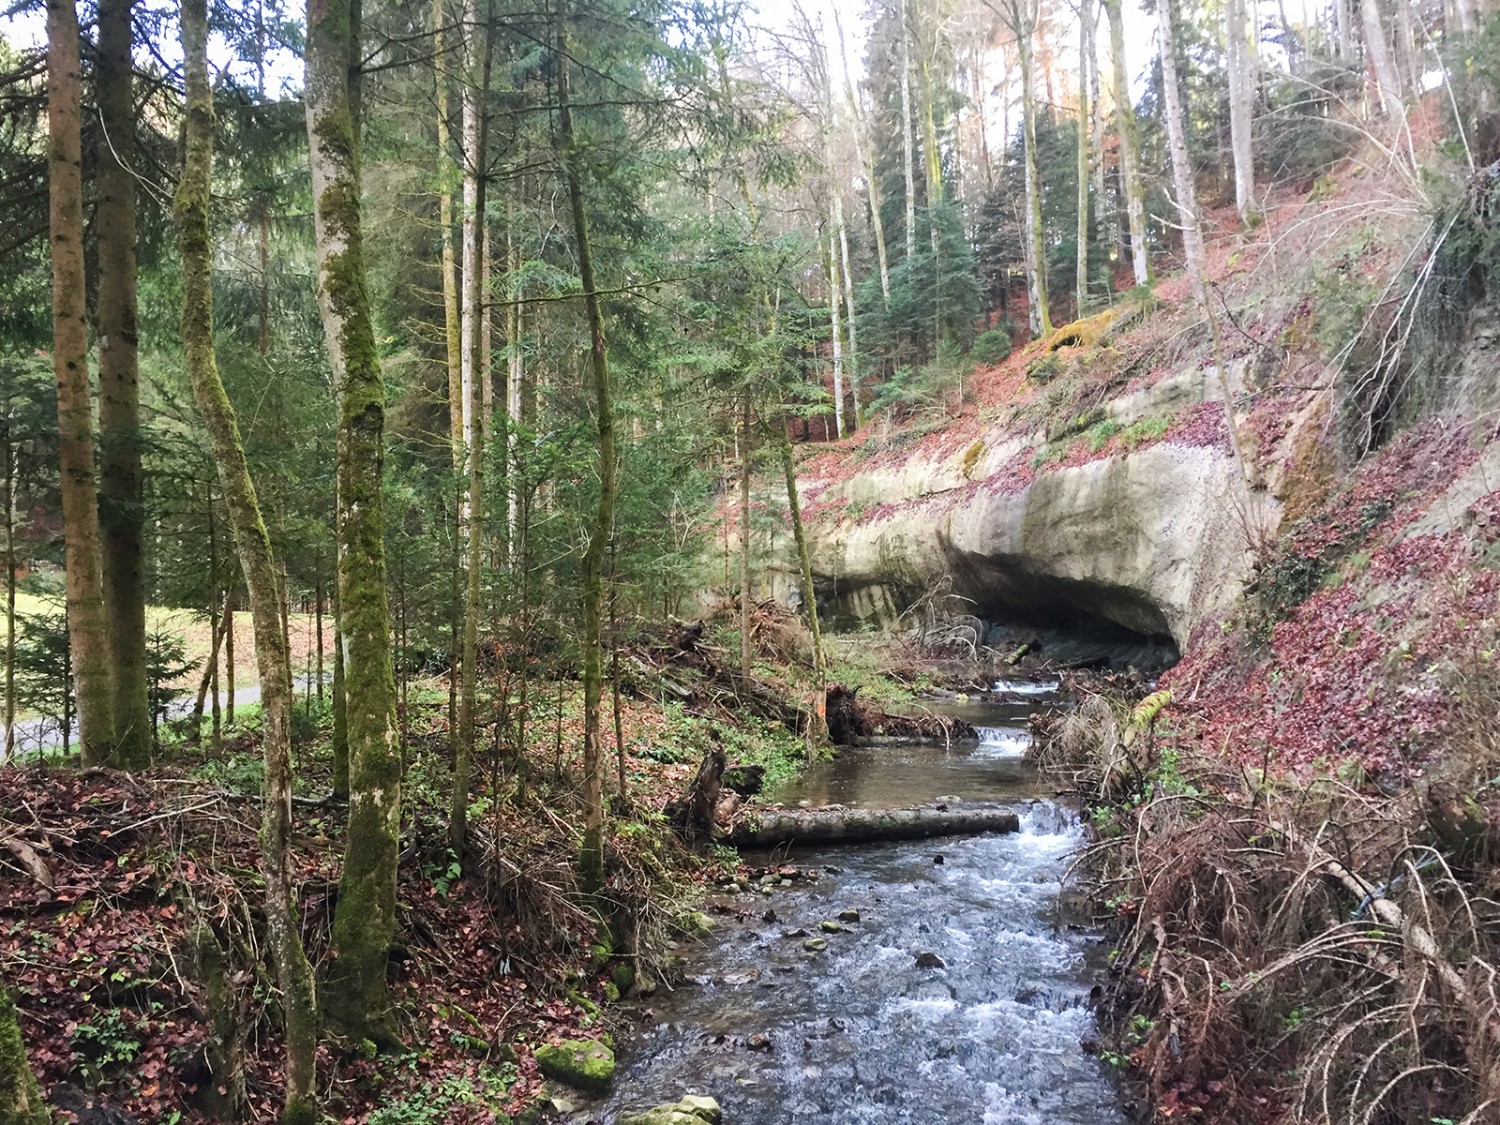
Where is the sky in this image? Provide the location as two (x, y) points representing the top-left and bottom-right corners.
(3, 0), (1164, 102)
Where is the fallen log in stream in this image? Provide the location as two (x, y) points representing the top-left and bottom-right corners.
(727, 802), (1021, 849)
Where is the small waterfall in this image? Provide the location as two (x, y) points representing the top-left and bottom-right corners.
(992, 678), (1061, 696)
(974, 726), (1031, 758)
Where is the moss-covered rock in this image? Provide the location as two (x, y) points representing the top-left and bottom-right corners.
(534, 1038), (615, 1093)
(610, 960), (636, 993)
(619, 1094), (722, 1125)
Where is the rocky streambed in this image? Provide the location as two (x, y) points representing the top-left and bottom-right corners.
(600, 692), (1127, 1124)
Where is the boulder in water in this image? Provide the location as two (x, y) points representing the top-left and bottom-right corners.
(914, 951), (946, 969)
(620, 1094), (722, 1125)
(534, 1038), (615, 1093)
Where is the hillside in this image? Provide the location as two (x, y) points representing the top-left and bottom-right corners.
(760, 148), (1500, 1122)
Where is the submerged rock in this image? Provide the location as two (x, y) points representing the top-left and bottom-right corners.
(620, 1094), (722, 1125)
(534, 1038), (615, 1093)
(914, 951), (946, 969)
(837, 908), (861, 922)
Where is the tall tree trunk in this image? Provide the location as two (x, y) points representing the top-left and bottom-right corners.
(899, 0), (918, 263)
(1157, 0), (1208, 303)
(1103, 0), (1151, 286)
(969, 42), (994, 192)
(1157, 0), (1254, 486)
(224, 588), (235, 724)
(777, 428), (826, 751)
(1334, 0), (1354, 58)
(97, 0), (149, 768)
(838, 220), (860, 429)
(506, 218), (524, 567)
(827, 229), (844, 438)
(48, 0), (115, 765)
(4, 443), (14, 761)
(306, 0), (402, 1040)
(832, 11), (890, 307)
(175, 0), (319, 1117)
(739, 396), (753, 692)
(1362, 0), (1402, 116)
(556, 7), (613, 897)
(1018, 16), (1052, 336)
(451, 0), (493, 855)
(1226, 0), (1257, 224)
(436, 0), (464, 764)
(1077, 0), (1095, 315)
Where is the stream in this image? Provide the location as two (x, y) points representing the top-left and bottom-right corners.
(600, 686), (1128, 1124)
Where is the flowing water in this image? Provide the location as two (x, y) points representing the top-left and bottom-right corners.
(600, 689), (1126, 1124)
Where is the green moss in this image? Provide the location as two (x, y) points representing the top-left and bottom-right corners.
(0, 988), (49, 1125)
(534, 1038), (615, 1093)
(1118, 416), (1169, 449)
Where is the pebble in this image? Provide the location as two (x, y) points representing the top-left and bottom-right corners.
(837, 908), (861, 923)
(803, 937), (828, 952)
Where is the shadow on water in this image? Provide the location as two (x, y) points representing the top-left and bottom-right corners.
(599, 692), (1127, 1125)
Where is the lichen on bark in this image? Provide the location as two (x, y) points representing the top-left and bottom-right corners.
(305, 0), (402, 1042)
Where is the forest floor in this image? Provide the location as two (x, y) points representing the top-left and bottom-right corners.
(0, 612), (945, 1124)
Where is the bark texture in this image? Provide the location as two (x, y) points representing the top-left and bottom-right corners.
(305, 0), (402, 1040)
(48, 0), (116, 764)
(97, 0), (150, 769)
(176, 1), (319, 1113)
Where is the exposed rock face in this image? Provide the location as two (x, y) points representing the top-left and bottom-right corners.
(779, 368), (1280, 649)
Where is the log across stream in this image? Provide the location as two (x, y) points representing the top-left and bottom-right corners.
(726, 801), (1021, 848)
(601, 693), (1128, 1124)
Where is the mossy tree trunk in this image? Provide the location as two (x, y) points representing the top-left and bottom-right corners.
(0, 985), (48, 1125)
(96, 0), (149, 769)
(556, 7), (613, 896)
(175, 1), (319, 1117)
(306, 0), (403, 1041)
(47, 0), (115, 765)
